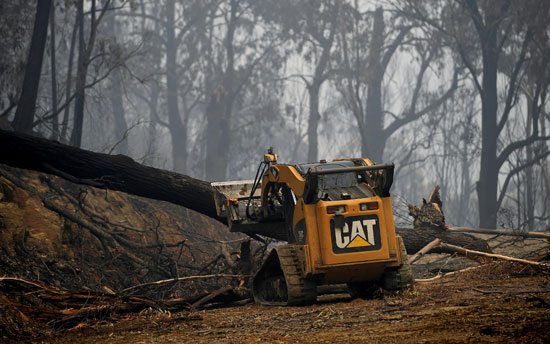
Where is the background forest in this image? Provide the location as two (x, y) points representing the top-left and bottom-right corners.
(1, 0), (549, 231)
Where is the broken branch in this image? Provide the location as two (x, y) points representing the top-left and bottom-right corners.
(190, 285), (233, 309)
(415, 265), (486, 282)
(409, 238), (441, 264)
(437, 242), (550, 267)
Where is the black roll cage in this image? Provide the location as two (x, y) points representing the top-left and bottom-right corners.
(303, 163), (395, 204)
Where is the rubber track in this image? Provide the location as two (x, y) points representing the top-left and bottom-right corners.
(382, 235), (415, 291)
(260, 245), (317, 306)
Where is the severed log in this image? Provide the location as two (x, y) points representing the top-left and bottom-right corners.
(396, 227), (492, 254)
(447, 227), (550, 239)
(415, 265), (485, 282)
(0, 128), (225, 223)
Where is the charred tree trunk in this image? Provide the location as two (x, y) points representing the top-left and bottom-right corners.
(70, 0), (104, 148)
(525, 92), (535, 229)
(0, 128), (223, 223)
(477, 28), (499, 229)
(60, 12), (78, 143)
(70, 0), (87, 147)
(363, 7), (385, 163)
(12, 0), (53, 134)
(49, 1), (59, 140)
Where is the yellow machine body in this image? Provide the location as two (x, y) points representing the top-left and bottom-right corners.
(259, 159), (402, 284)
(212, 151), (412, 305)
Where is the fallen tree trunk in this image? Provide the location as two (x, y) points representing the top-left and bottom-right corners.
(396, 226), (492, 254)
(0, 128), (224, 223)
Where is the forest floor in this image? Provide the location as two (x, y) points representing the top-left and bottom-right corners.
(2, 165), (549, 343)
(23, 262), (550, 344)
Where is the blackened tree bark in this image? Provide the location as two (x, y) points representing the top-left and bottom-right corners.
(0, 128), (223, 223)
(12, 0), (53, 134)
(70, 0), (110, 148)
(402, 186), (491, 253)
(49, 1), (59, 140)
(205, 86), (230, 181)
(60, 12), (79, 143)
(525, 92), (535, 229)
(474, 4), (500, 229)
(362, 7), (386, 162)
(70, 0), (87, 147)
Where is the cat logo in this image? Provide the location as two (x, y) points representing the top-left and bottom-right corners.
(330, 215), (381, 254)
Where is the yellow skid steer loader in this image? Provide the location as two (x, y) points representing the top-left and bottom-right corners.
(212, 149), (413, 305)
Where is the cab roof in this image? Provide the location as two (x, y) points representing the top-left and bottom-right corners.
(294, 160), (357, 177)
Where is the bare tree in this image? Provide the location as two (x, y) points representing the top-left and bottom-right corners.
(203, 0), (285, 181)
(268, 0), (339, 162)
(404, 0), (550, 228)
(70, 0), (112, 147)
(336, 4), (458, 163)
(12, 0), (53, 133)
(49, 1), (59, 140)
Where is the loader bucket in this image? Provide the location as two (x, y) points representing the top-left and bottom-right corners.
(211, 181), (289, 241)
(211, 180), (258, 218)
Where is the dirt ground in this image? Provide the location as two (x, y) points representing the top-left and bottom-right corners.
(2, 166), (549, 343)
(22, 263), (549, 344)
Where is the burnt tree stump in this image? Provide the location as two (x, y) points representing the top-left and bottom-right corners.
(398, 186), (491, 254)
